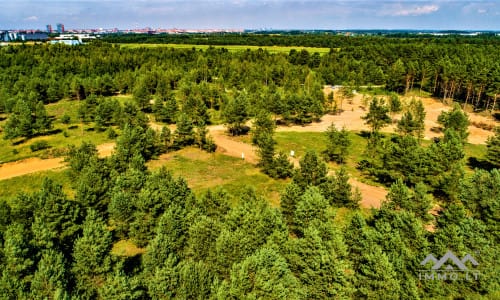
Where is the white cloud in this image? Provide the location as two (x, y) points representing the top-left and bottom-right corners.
(24, 15), (39, 21)
(381, 4), (439, 17)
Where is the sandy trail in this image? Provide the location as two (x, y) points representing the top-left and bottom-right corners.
(209, 127), (385, 209)
(1, 93), (496, 208)
(0, 142), (115, 181)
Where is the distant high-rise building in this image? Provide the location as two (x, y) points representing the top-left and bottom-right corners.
(46, 24), (52, 33)
(56, 23), (64, 33)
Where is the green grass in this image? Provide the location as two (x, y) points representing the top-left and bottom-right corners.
(118, 43), (332, 55)
(274, 130), (370, 180)
(0, 99), (116, 163)
(147, 147), (288, 206)
(0, 170), (73, 203)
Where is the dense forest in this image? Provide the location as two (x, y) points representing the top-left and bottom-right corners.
(0, 36), (499, 298)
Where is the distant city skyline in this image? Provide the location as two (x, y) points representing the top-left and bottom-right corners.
(1, 1), (499, 31)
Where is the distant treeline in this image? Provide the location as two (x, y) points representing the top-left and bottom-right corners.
(1, 35), (499, 116)
(102, 32), (500, 47)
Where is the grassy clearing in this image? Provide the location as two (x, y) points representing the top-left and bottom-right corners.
(147, 147), (287, 206)
(0, 99), (115, 163)
(0, 169), (73, 203)
(275, 130), (370, 181)
(118, 43), (332, 55)
(111, 240), (146, 257)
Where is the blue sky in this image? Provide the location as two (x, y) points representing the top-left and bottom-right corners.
(1, 1), (499, 30)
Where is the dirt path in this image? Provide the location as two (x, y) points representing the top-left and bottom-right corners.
(209, 127), (386, 209)
(281, 91), (497, 144)
(0, 143), (115, 181)
(2, 92), (495, 207)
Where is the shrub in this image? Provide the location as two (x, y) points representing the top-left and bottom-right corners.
(30, 141), (51, 152)
(61, 114), (71, 124)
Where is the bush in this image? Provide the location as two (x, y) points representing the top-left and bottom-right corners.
(30, 141), (51, 152)
(106, 127), (117, 139)
(61, 114), (71, 124)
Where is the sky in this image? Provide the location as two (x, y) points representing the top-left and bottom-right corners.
(0, 0), (499, 31)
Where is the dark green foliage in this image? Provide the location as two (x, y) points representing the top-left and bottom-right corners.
(292, 150), (328, 189)
(220, 247), (303, 299)
(397, 98), (426, 139)
(354, 246), (401, 299)
(384, 179), (432, 219)
(362, 97), (391, 134)
(437, 104), (469, 142)
(65, 141), (99, 175)
(320, 167), (360, 208)
(389, 93), (402, 116)
(112, 124), (159, 170)
(31, 179), (82, 253)
(0, 223), (34, 296)
(153, 93), (178, 124)
(3, 100), (52, 139)
(133, 78), (151, 111)
(459, 168), (500, 227)
(485, 126), (500, 168)
(293, 187), (330, 236)
(0, 38), (498, 299)
(256, 131), (276, 169)
(173, 112), (195, 148)
(285, 226), (353, 299)
(61, 114), (71, 124)
(98, 270), (145, 299)
(268, 151), (294, 179)
(323, 123), (351, 163)
(280, 182), (302, 229)
(72, 209), (112, 298)
(223, 92), (250, 135)
(30, 140), (50, 152)
(215, 190), (288, 278)
(30, 250), (68, 299)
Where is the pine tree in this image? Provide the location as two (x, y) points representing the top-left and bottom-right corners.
(222, 92), (249, 135)
(362, 97), (391, 135)
(173, 113), (195, 148)
(324, 123), (351, 163)
(3, 99), (33, 139)
(72, 210), (112, 298)
(30, 250), (68, 299)
(34, 101), (52, 134)
(221, 247), (303, 299)
(437, 104), (469, 142)
(486, 126), (500, 168)
(292, 150), (328, 189)
(293, 187), (330, 236)
(133, 78), (151, 111)
(280, 183), (303, 229)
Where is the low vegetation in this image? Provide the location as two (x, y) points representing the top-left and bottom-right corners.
(0, 36), (498, 298)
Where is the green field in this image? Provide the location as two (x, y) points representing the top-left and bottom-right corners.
(0, 170), (73, 203)
(0, 99), (114, 163)
(147, 147), (288, 206)
(118, 43), (333, 54)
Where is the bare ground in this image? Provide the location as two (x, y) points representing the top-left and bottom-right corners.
(1, 93), (496, 209)
(0, 142), (115, 181)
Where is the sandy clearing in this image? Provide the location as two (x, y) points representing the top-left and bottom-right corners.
(209, 129), (386, 209)
(0, 142), (115, 181)
(0, 157), (65, 181)
(278, 91), (497, 144)
(1, 92), (495, 207)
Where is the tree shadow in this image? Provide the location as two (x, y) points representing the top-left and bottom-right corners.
(493, 113), (500, 121)
(467, 157), (494, 171)
(356, 130), (372, 139)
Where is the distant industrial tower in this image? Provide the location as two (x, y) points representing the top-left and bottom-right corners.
(56, 23), (65, 33)
(46, 24), (52, 33)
